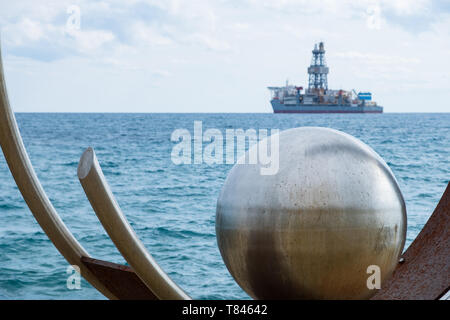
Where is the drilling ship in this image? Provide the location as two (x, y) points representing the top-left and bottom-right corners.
(268, 42), (383, 113)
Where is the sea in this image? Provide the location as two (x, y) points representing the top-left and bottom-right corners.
(0, 113), (448, 299)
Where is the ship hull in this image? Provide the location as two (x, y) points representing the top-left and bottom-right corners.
(271, 100), (383, 114)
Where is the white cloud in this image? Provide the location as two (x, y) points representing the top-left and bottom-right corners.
(384, 0), (430, 15)
(18, 18), (45, 42)
(184, 33), (230, 52)
(130, 22), (173, 46)
(3, 18), (58, 46)
(0, 0), (449, 112)
(71, 29), (116, 54)
(334, 51), (421, 65)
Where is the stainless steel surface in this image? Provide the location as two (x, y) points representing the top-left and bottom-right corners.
(372, 181), (450, 300)
(78, 147), (190, 300)
(216, 127), (407, 299)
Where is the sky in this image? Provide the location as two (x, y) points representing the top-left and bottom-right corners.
(0, 0), (449, 113)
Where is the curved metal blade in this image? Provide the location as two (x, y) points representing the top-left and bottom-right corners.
(0, 41), (117, 299)
(78, 147), (190, 300)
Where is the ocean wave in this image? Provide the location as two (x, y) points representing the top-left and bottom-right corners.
(154, 226), (215, 239)
(2, 112), (447, 300)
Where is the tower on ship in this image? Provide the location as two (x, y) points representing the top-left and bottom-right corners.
(307, 42), (329, 91)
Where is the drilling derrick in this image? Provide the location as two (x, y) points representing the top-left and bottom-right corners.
(308, 42), (329, 91)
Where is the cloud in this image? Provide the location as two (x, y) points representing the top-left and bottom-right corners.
(16, 18), (45, 42)
(334, 51), (421, 65)
(4, 18), (58, 46)
(70, 29), (116, 54)
(184, 33), (230, 52)
(1, 0), (449, 112)
(4, 0), (442, 64)
(129, 21), (173, 46)
(241, 0), (449, 33)
(384, 0), (429, 15)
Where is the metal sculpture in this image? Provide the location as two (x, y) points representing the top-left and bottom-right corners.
(0, 43), (448, 300)
(78, 147), (190, 300)
(0, 42), (116, 300)
(0, 43), (184, 300)
(371, 181), (450, 300)
(216, 127), (406, 299)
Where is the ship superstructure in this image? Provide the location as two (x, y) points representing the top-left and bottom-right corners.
(268, 42), (383, 113)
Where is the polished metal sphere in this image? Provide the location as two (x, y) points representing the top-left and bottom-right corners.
(216, 127), (406, 300)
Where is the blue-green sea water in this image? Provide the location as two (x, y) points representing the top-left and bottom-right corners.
(0, 113), (448, 299)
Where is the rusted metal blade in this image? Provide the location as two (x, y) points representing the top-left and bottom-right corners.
(372, 182), (450, 300)
(81, 257), (158, 300)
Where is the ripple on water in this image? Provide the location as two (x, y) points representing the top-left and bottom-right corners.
(0, 113), (448, 299)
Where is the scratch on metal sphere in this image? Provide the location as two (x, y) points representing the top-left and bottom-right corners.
(216, 127), (406, 300)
